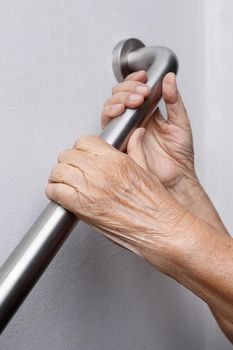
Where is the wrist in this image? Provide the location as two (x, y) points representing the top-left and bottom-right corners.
(169, 173), (228, 235)
(137, 198), (195, 276)
(168, 173), (204, 210)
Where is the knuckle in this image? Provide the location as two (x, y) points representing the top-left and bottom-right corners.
(45, 181), (77, 208)
(102, 105), (110, 116)
(110, 92), (125, 103)
(74, 135), (89, 149)
(57, 149), (70, 163)
(125, 70), (147, 81)
(104, 92), (127, 106)
(49, 163), (65, 182)
(125, 72), (136, 80)
(103, 97), (112, 106)
(112, 82), (132, 94)
(111, 83), (120, 94)
(112, 81), (132, 94)
(45, 184), (50, 198)
(131, 81), (139, 89)
(74, 134), (100, 150)
(45, 183), (57, 200)
(129, 80), (138, 88)
(121, 92), (131, 102)
(49, 164), (57, 179)
(123, 81), (138, 92)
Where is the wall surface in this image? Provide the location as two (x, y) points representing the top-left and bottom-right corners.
(0, 0), (232, 349)
(202, 0), (233, 348)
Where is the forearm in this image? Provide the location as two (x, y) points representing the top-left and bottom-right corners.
(169, 175), (232, 340)
(141, 213), (233, 327)
(174, 218), (233, 322)
(211, 306), (233, 343)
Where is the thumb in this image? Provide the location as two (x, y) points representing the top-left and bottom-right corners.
(127, 127), (147, 169)
(162, 72), (190, 127)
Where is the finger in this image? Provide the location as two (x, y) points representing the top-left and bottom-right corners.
(104, 92), (144, 107)
(49, 163), (84, 190)
(125, 70), (148, 82)
(127, 127), (147, 169)
(45, 182), (78, 213)
(58, 148), (95, 168)
(101, 72), (150, 130)
(73, 135), (116, 155)
(102, 92), (145, 129)
(112, 81), (151, 96)
(162, 73), (190, 126)
(101, 103), (125, 129)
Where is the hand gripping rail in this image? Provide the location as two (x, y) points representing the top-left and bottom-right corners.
(0, 38), (178, 333)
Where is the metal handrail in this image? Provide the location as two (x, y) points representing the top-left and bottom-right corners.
(0, 38), (178, 333)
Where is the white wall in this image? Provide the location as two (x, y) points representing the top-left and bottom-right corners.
(204, 0), (233, 232)
(0, 1), (231, 349)
(202, 1), (233, 348)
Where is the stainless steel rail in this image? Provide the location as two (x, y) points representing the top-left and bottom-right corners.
(0, 38), (178, 333)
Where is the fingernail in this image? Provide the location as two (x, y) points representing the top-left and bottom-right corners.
(164, 73), (176, 88)
(136, 85), (151, 94)
(128, 94), (142, 102)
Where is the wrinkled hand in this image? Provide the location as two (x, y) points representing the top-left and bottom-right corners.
(101, 70), (197, 195)
(46, 135), (189, 269)
(46, 71), (233, 343)
(101, 70), (231, 238)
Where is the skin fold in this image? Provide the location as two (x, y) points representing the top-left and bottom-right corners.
(46, 71), (233, 344)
